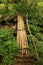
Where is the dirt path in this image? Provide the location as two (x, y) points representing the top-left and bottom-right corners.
(17, 14), (29, 55)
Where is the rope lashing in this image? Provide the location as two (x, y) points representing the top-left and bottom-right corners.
(17, 29), (25, 31)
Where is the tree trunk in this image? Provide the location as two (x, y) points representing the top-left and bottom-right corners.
(4, 0), (8, 12)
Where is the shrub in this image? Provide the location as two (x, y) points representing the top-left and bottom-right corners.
(0, 28), (19, 65)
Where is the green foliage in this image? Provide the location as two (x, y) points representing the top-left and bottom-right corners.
(0, 28), (19, 65)
(27, 35), (36, 56)
(27, 1), (43, 64)
(13, 3), (27, 16)
(38, 2), (43, 7)
(0, 0), (43, 65)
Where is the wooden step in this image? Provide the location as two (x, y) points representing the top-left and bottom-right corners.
(15, 55), (34, 65)
(14, 59), (34, 65)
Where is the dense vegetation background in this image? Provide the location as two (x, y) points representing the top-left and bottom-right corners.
(0, 0), (43, 65)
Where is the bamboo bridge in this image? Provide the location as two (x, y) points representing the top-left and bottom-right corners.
(17, 14), (29, 55)
(16, 14), (34, 65)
